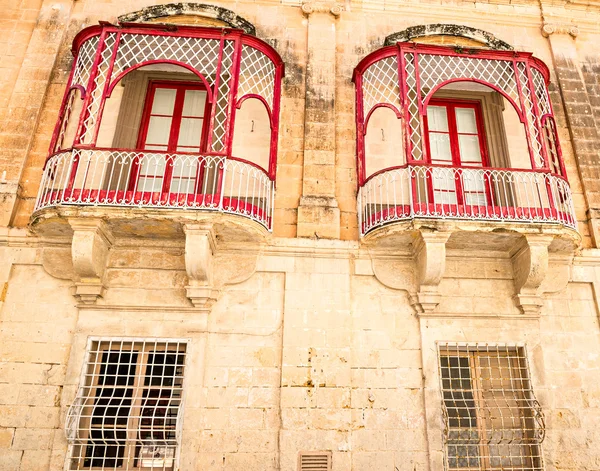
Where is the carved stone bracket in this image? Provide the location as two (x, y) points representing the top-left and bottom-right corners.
(411, 231), (451, 314)
(301, 0), (344, 16)
(542, 22), (579, 38)
(69, 218), (113, 304)
(511, 234), (554, 314)
(183, 223), (219, 309)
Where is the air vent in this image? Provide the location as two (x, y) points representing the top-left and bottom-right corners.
(298, 451), (332, 471)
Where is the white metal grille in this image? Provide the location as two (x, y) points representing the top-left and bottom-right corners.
(80, 34), (117, 144)
(72, 36), (100, 90)
(362, 56), (400, 114)
(66, 339), (187, 471)
(298, 452), (331, 471)
(404, 53), (423, 160)
(418, 54), (520, 104)
(211, 40), (235, 152)
(237, 44), (276, 108)
(531, 68), (551, 117)
(56, 88), (79, 151)
(112, 34), (221, 86)
(438, 343), (544, 471)
(518, 63), (544, 169)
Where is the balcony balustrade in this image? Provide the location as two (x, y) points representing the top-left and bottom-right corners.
(358, 164), (575, 236)
(36, 149), (274, 229)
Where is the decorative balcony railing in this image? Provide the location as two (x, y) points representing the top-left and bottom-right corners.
(358, 165), (576, 235)
(36, 149), (275, 230)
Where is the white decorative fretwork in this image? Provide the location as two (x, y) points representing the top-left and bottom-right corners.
(362, 55), (400, 115)
(237, 44), (276, 108)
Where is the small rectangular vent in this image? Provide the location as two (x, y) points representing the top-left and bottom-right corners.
(299, 451), (332, 471)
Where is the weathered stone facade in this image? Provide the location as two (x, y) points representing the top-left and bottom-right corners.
(1, 1), (600, 470)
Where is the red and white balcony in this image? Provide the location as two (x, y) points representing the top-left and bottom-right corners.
(35, 23), (283, 231)
(354, 43), (576, 236)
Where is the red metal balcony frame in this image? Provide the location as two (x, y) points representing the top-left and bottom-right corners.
(48, 22), (284, 181)
(352, 42), (566, 187)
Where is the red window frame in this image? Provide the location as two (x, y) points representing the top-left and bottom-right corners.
(130, 80), (212, 194)
(424, 99), (492, 207)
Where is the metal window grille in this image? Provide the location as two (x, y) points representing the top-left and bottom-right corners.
(66, 339), (187, 471)
(72, 36), (100, 90)
(438, 343), (545, 471)
(211, 40), (235, 152)
(298, 452), (332, 471)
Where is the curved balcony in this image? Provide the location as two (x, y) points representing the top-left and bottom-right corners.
(358, 164), (576, 235)
(33, 22), (283, 234)
(36, 148), (274, 229)
(353, 42), (578, 240)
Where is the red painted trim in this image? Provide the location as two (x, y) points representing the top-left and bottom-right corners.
(513, 59), (538, 170)
(90, 30), (121, 146)
(107, 60), (214, 102)
(354, 70), (365, 186)
(269, 61), (284, 181)
(207, 34), (225, 151)
(236, 94), (273, 121)
(364, 103), (402, 129)
(73, 30), (107, 146)
(228, 155), (271, 176)
(225, 36), (243, 159)
(71, 25), (103, 55)
(524, 61), (549, 170)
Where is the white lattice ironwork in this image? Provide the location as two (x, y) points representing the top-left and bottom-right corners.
(237, 44), (276, 108)
(438, 343), (545, 471)
(66, 338), (187, 471)
(357, 165), (576, 235)
(531, 68), (551, 117)
(36, 149), (275, 230)
(362, 55), (400, 114)
(518, 63), (545, 169)
(56, 89), (80, 151)
(80, 33), (117, 144)
(71, 36), (100, 89)
(418, 54), (520, 104)
(112, 34), (221, 86)
(404, 53), (423, 160)
(211, 40), (235, 152)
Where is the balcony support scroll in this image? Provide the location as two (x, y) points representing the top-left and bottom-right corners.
(69, 218), (113, 304)
(511, 234), (554, 314)
(184, 223), (219, 310)
(411, 231), (451, 314)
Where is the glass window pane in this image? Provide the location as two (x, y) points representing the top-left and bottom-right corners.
(145, 116), (173, 147)
(427, 105), (449, 132)
(151, 88), (177, 115)
(177, 118), (203, 149)
(429, 133), (452, 164)
(182, 90), (207, 117)
(137, 177), (163, 192)
(455, 107), (478, 134)
(458, 135), (483, 165)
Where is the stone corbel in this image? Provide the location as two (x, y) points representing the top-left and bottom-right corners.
(411, 231), (451, 314)
(69, 218), (113, 304)
(542, 22), (579, 38)
(183, 223), (219, 310)
(301, 0), (344, 16)
(511, 234), (554, 314)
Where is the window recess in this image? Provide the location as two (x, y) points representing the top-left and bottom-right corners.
(66, 338), (188, 471)
(438, 343), (545, 471)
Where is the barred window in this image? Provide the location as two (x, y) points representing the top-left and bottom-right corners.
(66, 339), (187, 470)
(438, 343), (545, 471)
